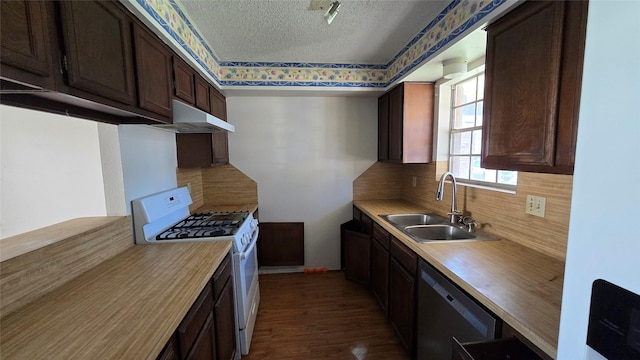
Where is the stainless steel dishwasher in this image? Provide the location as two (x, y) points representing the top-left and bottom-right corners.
(417, 259), (499, 360)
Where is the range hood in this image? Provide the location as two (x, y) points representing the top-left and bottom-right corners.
(152, 100), (235, 133)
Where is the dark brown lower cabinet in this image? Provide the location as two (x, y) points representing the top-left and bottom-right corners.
(156, 335), (179, 360)
(371, 224), (390, 314)
(257, 222), (304, 266)
(343, 225), (371, 286)
(389, 257), (416, 353)
(452, 337), (543, 360)
(177, 285), (214, 359)
(389, 236), (418, 356)
(157, 252), (235, 360)
(186, 313), (216, 360)
(213, 272), (236, 360)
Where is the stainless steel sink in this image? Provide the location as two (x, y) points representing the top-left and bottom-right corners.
(380, 213), (497, 243)
(405, 224), (477, 242)
(381, 213), (445, 226)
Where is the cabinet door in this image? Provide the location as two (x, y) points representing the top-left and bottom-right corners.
(389, 257), (416, 353)
(178, 285), (214, 358)
(344, 229), (371, 286)
(209, 87), (227, 120)
(212, 132), (229, 166)
(0, 1), (54, 90)
(214, 278), (237, 360)
(59, 1), (136, 105)
(371, 237), (389, 315)
(133, 24), (173, 118)
(185, 312), (217, 360)
(482, 1), (586, 174)
(377, 94), (389, 161)
(176, 133), (213, 168)
(194, 76), (211, 113)
(257, 222), (305, 266)
(173, 56), (195, 105)
(388, 85), (404, 162)
(156, 335), (179, 360)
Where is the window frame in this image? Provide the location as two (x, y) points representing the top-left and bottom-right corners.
(448, 72), (517, 192)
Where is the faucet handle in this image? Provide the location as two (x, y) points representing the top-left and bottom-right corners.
(461, 216), (478, 232)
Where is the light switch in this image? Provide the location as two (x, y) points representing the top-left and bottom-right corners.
(526, 195), (546, 217)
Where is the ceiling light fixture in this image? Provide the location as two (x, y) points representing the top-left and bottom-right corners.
(324, 1), (341, 25)
(442, 58), (468, 79)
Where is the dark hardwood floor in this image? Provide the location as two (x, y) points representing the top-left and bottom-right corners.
(243, 271), (409, 360)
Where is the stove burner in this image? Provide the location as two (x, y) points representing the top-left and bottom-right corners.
(155, 211), (249, 240)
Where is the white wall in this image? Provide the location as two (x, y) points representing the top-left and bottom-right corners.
(0, 108), (179, 237)
(0, 105), (108, 238)
(227, 96), (377, 270)
(118, 125), (177, 215)
(557, 1), (640, 359)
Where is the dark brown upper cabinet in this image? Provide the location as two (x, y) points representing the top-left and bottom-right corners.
(378, 82), (434, 163)
(59, 1), (137, 106)
(0, 1), (55, 91)
(212, 132), (229, 166)
(133, 23), (173, 119)
(194, 75), (211, 113)
(209, 87), (227, 121)
(173, 56), (196, 105)
(482, 0), (588, 174)
(176, 131), (229, 168)
(175, 77), (229, 168)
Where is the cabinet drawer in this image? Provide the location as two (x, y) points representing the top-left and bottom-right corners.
(177, 284), (213, 357)
(372, 222), (390, 250)
(390, 236), (417, 275)
(452, 337), (543, 360)
(212, 252), (232, 300)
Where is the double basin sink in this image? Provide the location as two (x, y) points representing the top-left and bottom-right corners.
(380, 213), (496, 243)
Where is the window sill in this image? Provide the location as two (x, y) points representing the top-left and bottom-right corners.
(456, 180), (517, 194)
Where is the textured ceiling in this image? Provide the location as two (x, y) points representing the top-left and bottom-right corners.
(175, 0), (450, 64)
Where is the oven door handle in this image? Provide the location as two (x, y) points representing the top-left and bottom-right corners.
(240, 227), (259, 261)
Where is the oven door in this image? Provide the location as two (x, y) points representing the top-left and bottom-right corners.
(233, 226), (259, 330)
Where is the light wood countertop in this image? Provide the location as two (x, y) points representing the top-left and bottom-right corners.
(354, 199), (564, 359)
(0, 241), (232, 360)
(0, 217), (126, 262)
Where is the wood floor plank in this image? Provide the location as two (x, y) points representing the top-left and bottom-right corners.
(245, 271), (409, 360)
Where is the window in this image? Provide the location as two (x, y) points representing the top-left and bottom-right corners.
(449, 73), (517, 188)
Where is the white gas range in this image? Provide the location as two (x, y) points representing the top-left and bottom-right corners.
(131, 187), (259, 358)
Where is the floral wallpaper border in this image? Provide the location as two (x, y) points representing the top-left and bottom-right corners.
(133, 0), (507, 88)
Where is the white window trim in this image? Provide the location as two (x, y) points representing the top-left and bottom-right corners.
(433, 62), (517, 193)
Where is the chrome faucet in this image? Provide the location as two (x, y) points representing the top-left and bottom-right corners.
(436, 172), (462, 223)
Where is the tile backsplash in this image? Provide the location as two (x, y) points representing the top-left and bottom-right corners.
(355, 162), (572, 260)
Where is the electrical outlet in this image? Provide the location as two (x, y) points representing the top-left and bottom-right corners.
(526, 195), (546, 217)
(412, 176), (417, 187)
